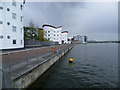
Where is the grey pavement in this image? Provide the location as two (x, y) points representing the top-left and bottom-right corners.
(1, 44), (74, 88)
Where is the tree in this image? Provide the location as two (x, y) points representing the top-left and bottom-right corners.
(24, 27), (31, 40)
(24, 20), (38, 41)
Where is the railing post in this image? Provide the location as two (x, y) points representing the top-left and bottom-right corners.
(25, 50), (29, 66)
(7, 53), (11, 72)
(37, 50), (39, 61)
(0, 68), (7, 88)
(44, 47), (45, 57)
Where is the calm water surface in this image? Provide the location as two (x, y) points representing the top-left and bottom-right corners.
(29, 43), (118, 88)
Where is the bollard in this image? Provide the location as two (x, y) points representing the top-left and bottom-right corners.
(68, 58), (74, 63)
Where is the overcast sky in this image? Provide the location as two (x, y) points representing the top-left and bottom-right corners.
(23, 1), (118, 41)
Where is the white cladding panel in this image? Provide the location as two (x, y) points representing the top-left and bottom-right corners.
(0, 1), (24, 49)
(43, 26), (62, 44)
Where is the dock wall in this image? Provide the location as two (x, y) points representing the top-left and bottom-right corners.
(13, 46), (74, 88)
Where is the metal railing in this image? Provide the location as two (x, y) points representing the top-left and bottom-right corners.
(2, 44), (74, 72)
(1, 44), (75, 88)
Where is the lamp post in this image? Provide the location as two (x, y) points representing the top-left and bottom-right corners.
(32, 33), (35, 46)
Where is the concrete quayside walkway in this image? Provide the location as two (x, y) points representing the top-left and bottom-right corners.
(1, 44), (75, 89)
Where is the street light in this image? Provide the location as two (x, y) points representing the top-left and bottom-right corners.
(32, 33), (35, 37)
(32, 33), (35, 45)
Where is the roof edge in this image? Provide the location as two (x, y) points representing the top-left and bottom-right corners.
(42, 24), (62, 29)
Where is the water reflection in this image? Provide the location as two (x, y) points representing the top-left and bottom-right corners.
(68, 62), (74, 66)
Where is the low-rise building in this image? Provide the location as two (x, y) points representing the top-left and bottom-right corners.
(73, 35), (88, 43)
(42, 24), (62, 44)
(38, 28), (44, 41)
(82, 36), (87, 43)
(61, 31), (68, 44)
(67, 36), (72, 44)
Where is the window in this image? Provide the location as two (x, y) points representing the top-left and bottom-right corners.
(20, 5), (22, 10)
(13, 40), (16, 44)
(48, 31), (50, 33)
(54, 34), (55, 36)
(12, 13), (16, 19)
(54, 31), (55, 33)
(21, 40), (22, 44)
(0, 21), (3, 24)
(12, 26), (16, 32)
(21, 16), (22, 22)
(7, 36), (10, 39)
(0, 35), (3, 39)
(48, 34), (50, 36)
(12, 0), (16, 6)
(7, 22), (10, 25)
(7, 8), (10, 11)
(0, 6), (3, 10)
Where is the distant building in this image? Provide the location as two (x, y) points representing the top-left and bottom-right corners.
(42, 24), (62, 44)
(67, 36), (72, 44)
(73, 35), (87, 43)
(38, 28), (44, 41)
(61, 31), (68, 44)
(73, 36), (78, 41)
(83, 36), (87, 43)
(0, 0), (25, 49)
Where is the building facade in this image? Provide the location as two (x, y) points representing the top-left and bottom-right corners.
(0, 0), (25, 49)
(83, 36), (87, 43)
(38, 28), (44, 41)
(42, 24), (62, 44)
(67, 36), (72, 44)
(73, 35), (87, 43)
(61, 31), (68, 44)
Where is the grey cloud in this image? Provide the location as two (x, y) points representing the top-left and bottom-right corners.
(23, 2), (118, 40)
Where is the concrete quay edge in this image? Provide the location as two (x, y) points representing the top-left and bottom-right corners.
(13, 46), (74, 89)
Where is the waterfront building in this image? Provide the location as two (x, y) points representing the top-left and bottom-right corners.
(61, 31), (68, 44)
(0, 0), (25, 49)
(83, 36), (87, 43)
(38, 28), (44, 41)
(67, 36), (72, 44)
(73, 36), (79, 41)
(42, 24), (62, 44)
(73, 35), (88, 43)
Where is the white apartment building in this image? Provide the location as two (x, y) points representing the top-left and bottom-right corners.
(67, 36), (72, 44)
(42, 24), (62, 44)
(61, 31), (68, 44)
(0, 0), (25, 49)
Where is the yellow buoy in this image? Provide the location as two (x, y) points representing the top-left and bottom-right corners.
(69, 58), (73, 63)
